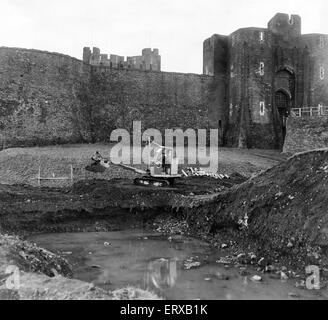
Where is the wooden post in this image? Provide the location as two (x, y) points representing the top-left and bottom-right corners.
(33, 164), (74, 185)
(70, 165), (73, 183)
(38, 165), (41, 187)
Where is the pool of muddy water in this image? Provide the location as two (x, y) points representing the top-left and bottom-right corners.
(29, 231), (328, 300)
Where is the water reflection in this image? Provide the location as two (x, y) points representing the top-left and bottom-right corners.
(144, 258), (178, 291)
(27, 231), (328, 300)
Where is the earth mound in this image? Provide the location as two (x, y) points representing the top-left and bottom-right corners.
(186, 149), (328, 270)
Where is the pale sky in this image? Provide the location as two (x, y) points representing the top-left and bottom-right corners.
(0, 0), (327, 74)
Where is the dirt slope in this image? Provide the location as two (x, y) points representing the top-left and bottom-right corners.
(0, 173), (247, 235)
(186, 149), (328, 270)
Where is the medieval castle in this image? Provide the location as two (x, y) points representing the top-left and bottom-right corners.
(0, 13), (327, 151)
(204, 12), (328, 149)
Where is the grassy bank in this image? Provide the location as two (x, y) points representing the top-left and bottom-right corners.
(0, 143), (282, 187)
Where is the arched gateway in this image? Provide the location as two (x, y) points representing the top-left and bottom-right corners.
(274, 68), (295, 149)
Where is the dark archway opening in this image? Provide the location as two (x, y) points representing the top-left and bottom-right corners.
(273, 67), (295, 150)
(274, 90), (290, 149)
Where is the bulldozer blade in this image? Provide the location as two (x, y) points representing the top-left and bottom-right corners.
(85, 163), (107, 173)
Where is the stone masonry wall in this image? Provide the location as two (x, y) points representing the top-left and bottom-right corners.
(0, 47), (91, 148)
(86, 67), (226, 143)
(0, 47), (224, 148)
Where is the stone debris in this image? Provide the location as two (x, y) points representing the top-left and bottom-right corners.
(265, 265), (277, 273)
(154, 218), (189, 235)
(275, 191), (283, 198)
(319, 165), (328, 173)
(249, 253), (256, 261)
(216, 256), (234, 265)
(183, 257), (201, 270)
(280, 272), (289, 280)
(185, 167), (230, 180)
(251, 275), (262, 282)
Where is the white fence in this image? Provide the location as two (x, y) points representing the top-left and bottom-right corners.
(32, 165), (74, 186)
(291, 105), (328, 117)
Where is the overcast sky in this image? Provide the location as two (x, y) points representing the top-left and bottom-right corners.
(0, 0), (327, 73)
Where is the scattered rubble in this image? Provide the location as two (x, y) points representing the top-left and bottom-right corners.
(265, 265), (277, 273)
(281, 272), (289, 281)
(183, 257), (202, 270)
(154, 218), (189, 236)
(184, 167), (231, 180)
(216, 256), (234, 265)
(3, 235), (72, 278)
(251, 275), (262, 282)
(111, 286), (161, 300)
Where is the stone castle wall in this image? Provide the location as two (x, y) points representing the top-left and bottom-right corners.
(0, 47), (223, 148)
(86, 66), (226, 142)
(0, 47), (92, 147)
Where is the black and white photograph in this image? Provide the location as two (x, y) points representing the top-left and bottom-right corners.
(0, 0), (327, 305)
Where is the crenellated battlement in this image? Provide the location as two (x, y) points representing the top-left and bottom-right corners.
(268, 13), (301, 38)
(83, 47), (161, 71)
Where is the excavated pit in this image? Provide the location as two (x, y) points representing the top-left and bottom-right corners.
(1, 149), (328, 299)
(0, 174), (247, 235)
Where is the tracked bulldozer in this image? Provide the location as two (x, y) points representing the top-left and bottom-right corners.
(85, 142), (182, 187)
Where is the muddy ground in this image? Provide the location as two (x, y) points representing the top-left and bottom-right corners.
(0, 174), (247, 235)
(0, 173), (248, 300)
(1, 145), (327, 299)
